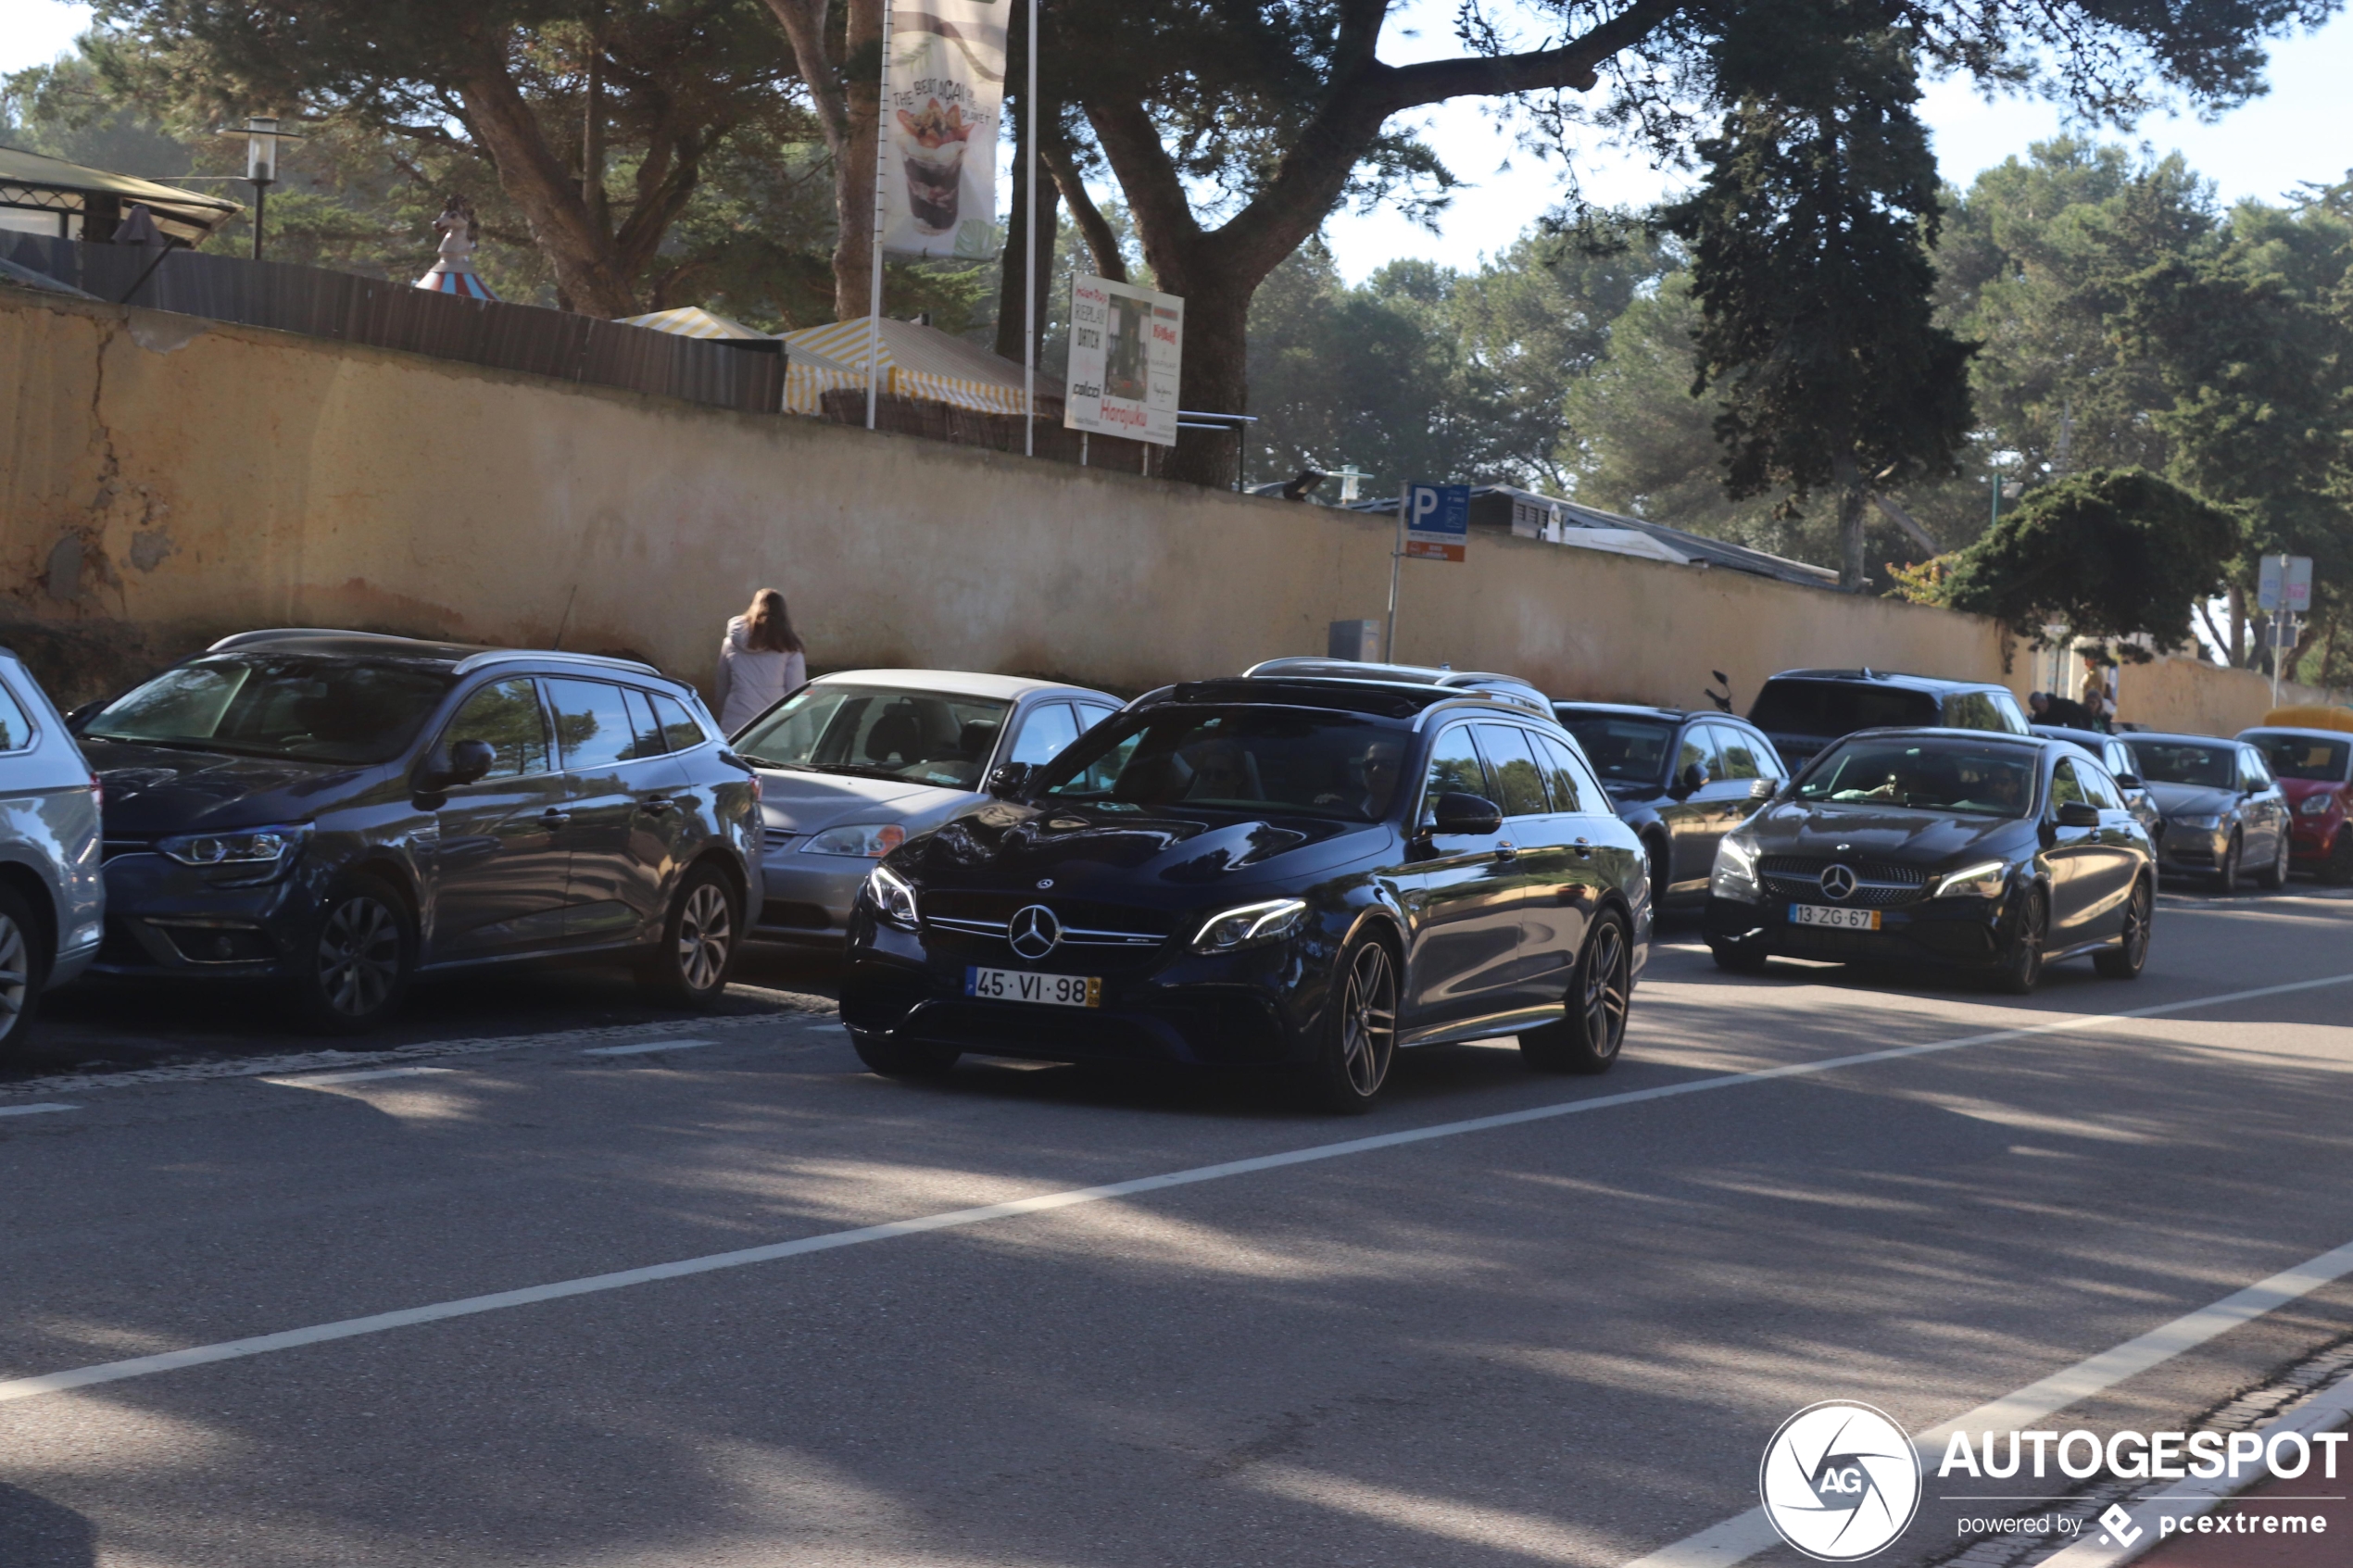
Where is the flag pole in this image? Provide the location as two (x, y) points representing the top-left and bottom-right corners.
(1385, 488), (1406, 662)
(1022, 0), (1038, 457)
(864, 0), (893, 431)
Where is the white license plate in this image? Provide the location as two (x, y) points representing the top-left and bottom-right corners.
(1789, 903), (1881, 930)
(964, 967), (1101, 1008)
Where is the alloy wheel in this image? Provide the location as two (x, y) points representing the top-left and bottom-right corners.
(1579, 918), (1630, 1059)
(676, 882), (734, 994)
(2121, 880), (2152, 966)
(1337, 941), (1397, 1098)
(0, 912), (29, 1037)
(317, 897), (402, 1018)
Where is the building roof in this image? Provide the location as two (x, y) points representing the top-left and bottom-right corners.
(0, 144), (243, 246)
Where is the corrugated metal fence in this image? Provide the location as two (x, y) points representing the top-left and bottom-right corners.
(0, 233), (784, 415)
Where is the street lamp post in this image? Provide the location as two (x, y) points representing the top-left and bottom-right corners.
(228, 116), (300, 262)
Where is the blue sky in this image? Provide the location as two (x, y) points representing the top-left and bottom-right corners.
(6, 0), (2348, 283)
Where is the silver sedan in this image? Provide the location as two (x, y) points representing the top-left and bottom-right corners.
(736, 670), (1120, 945)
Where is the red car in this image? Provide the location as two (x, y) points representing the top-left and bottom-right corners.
(2238, 727), (2353, 884)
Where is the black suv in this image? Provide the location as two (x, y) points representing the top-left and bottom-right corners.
(841, 676), (1652, 1112)
(1748, 669), (2029, 771)
(80, 631), (763, 1030)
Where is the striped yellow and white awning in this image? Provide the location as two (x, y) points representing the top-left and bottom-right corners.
(781, 316), (1034, 416)
(616, 305), (770, 340)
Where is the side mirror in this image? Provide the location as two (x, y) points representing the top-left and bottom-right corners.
(986, 761), (1034, 800)
(2112, 771), (2142, 791)
(1749, 778), (1777, 800)
(1671, 762), (1708, 797)
(1428, 792), (1504, 836)
(2056, 801), (2101, 829)
(418, 738), (496, 793)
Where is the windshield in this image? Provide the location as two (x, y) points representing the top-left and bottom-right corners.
(83, 655), (454, 764)
(2246, 733), (2351, 784)
(1750, 680), (1940, 738)
(1796, 738), (2037, 818)
(734, 684), (1012, 790)
(1557, 712), (1676, 784)
(1038, 707), (1407, 822)
(2125, 740), (2233, 789)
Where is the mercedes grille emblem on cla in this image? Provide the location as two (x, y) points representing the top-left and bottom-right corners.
(1008, 905), (1063, 960)
(1819, 864), (1859, 902)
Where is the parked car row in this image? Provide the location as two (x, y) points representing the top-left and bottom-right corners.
(4, 633), (2345, 1113)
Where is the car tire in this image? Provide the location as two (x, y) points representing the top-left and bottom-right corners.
(2212, 832), (2241, 896)
(2255, 829), (2290, 891)
(1644, 834), (1669, 909)
(641, 863), (742, 1009)
(1708, 935), (1771, 974)
(2093, 876), (2153, 979)
(1988, 886), (2046, 996)
(1299, 932), (1400, 1114)
(2323, 830), (2353, 886)
(292, 872), (417, 1033)
(849, 1028), (961, 1079)
(1521, 909), (1633, 1075)
(0, 883), (51, 1062)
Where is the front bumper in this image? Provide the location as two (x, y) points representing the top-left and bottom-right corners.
(94, 850), (313, 979)
(751, 853), (869, 943)
(2154, 822), (2228, 876)
(840, 912), (1324, 1069)
(2291, 817), (2343, 862)
(1705, 891), (2018, 969)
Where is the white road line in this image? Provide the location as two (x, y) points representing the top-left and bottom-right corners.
(0, 1102), (76, 1118)
(3, 970), (2348, 1407)
(1622, 1239), (2353, 1566)
(580, 1039), (718, 1057)
(263, 1067), (457, 1088)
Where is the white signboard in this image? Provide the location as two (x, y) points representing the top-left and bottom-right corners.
(1063, 274), (1183, 446)
(882, 0), (1008, 259)
(2259, 554), (2314, 615)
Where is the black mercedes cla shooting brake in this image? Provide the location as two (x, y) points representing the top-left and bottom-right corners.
(839, 676), (1653, 1112)
(80, 631), (764, 1031)
(1704, 730), (2157, 993)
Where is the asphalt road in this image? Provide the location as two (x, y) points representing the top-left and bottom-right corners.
(6, 885), (2353, 1568)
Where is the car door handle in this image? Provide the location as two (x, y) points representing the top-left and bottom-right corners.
(638, 796), (673, 815)
(1493, 841), (1517, 863)
(1572, 837), (1594, 859)
(539, 808), (573, 828)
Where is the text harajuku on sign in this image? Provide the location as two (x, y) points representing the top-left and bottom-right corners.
(1063, 274), (1184, 447)
(883, 0), (1008, 259)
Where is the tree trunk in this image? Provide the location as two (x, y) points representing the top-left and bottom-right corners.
(2228, 583), (2248, 668)
(994, 69), (1061, 366)
(458, 68), (639, 318)
(1833, 454), (1867, 591)
(836, 0), (884, 320)
(1161, 274), (1251, 487)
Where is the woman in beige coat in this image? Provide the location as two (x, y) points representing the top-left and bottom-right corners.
(713, 588), (808, 734)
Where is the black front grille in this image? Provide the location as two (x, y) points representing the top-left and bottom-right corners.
(1759, 856), (1928, 909)
(101, 838), (154, 863)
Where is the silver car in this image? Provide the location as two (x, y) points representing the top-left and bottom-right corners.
(0, 650), (105, 1057)
(736, 670), (1120, 944)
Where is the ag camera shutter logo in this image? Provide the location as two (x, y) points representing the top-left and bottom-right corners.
(1759, 1401), (1922, 1561)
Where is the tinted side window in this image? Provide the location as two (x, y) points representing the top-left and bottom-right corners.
(442, 679), (549, 781)
(1473, 723), (1550, 818)
(2078, 763), (2123, 810)
(2241, 748), (2274, 790)
(2050, 759), (2087, 808)
(546, 678), (642, 771)
(1943, 693), (1995, 731)
(1420, 724), (1490, 818)
(0, 681), (34, 752)
(1709, 725), (1761, 779)
(1988, 690), (2031, 734)
(1675, 724), (1720, 782)
(1077, 703), (1119, 729)
(621, 689), (670, 759)
(2104, 741), (2136, 780)
(1010, 702), (1082, 766)
(650, 693), (706, 753)
(1533, 734), (1589, 813)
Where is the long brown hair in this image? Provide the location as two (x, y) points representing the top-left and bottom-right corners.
(743, 588), (803, 654)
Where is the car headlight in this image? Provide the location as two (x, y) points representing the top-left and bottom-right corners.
(158, 822), (309, 872)
(863, 863), (919, 929)
(1192, 897), (1308, 953)
(1931, 859), (2008, 899)
(803, 822), (907, 859)
(2171, 813), (2222, 832)
(2300, 795), (2335, 816)
(1710, 834), (1761, 902)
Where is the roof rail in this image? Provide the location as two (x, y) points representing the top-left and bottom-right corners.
(451, 648), (663, 678)
(1410, 694), (1567, 732)
(206, 628), (441, 654)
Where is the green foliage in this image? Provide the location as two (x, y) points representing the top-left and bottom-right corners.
(1940, 468), (2241, 650)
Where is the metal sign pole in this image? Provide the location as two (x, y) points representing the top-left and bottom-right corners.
(1022, 0), (1038, 458)
(863, 0), (893, 432)
(1384, 488), (1406, 662)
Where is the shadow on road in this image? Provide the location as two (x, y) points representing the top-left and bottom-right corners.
(0, 1485), (95, 1568)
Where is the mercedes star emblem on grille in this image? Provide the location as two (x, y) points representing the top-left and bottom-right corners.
(1008, 905), (1063, 960)
(1818, 864), (1858, 902)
